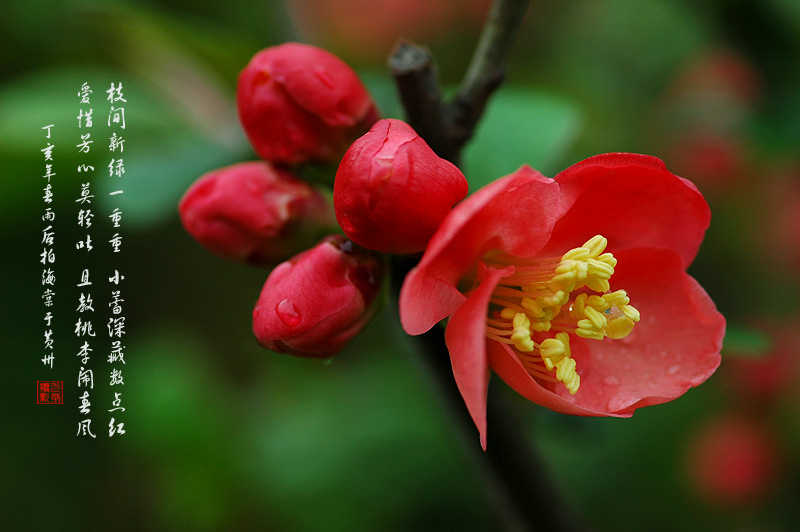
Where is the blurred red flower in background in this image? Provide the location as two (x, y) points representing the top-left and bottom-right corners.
(686, 415), (780, 507)
(286, 0), (491, 61)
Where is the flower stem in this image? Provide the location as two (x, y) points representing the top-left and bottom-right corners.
(389, 0), (530, 165)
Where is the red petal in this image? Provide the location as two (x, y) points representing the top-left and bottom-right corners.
(400, 166), (560, 334)
(547, 153), (710, 268)
(578, 247), (724, 414)
(445, 265), (514, 450)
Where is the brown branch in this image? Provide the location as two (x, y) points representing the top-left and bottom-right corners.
(448, 0), (530, 148)
(389, 0), (530, 165)
(388, 42), (450, 160)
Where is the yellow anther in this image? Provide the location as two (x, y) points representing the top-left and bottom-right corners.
(583, 306), (608, 330)
(500, 308), (517, 320)
(521, 297), (546, 318)
(510, 312), (535, 352)
(550, 271), (577, 290)
(543, 290), (568, 307)
(539, 338), (565, 360)
(586, 294), (608, 311)
(582, 235), (607, 258)
(555, 356), (576, 383)
(539, 333), (570, 371)
(563, 372), (580, 395)
(561, 247), (590, 262)
(587, 258), (614, 279)
(575, 319), (604, 340)
(622, 305), (640, 322)
(604, 290), (629, 306)
(531, 321), (552, 332)
(604, 311), (636, 339)
(585, 276), (610, 293)
(597, 253), (617, 268)
(515, 337), (536, 351)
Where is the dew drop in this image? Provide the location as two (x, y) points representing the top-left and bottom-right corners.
(603, 375), (620, 387)
(667, 365), (681, 376)
(276, 299), (302, 327)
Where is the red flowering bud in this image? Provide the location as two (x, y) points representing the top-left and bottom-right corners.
(237, 43), (379, 165)
(179, 161), (335, 266)
(252, 235), (384, 357)
(333, 119), (468, 254)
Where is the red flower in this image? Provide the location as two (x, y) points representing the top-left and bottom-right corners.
(334, 119), (468, 254)
(179, 161), (334, 266)
(685, 415), (779, 506)
(400, 153), (725, 448)
(253, 235), (384, 357)
(237, 43), (379, 165)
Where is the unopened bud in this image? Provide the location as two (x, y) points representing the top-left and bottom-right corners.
(334, 119), (468, 254)
(252, 235), (384, 357)
(179, 161), (334, 266)
(237, 43), (379, 165)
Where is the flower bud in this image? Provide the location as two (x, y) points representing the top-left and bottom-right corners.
(237, 43), (379, 165)
(253, 235), (384, 357)
(179, 161), (335, 266)
(333, 119), (468, 254)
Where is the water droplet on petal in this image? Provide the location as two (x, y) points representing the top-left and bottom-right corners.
(276, 299), (302, 327)
(603, 375), (620, 387)
(668, 365), (681, 376)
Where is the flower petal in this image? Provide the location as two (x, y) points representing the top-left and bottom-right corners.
(573, 246), (724, 414)
(400, 166), (560, 335)
(547, 153), (710, 268)
(445, 265), (514, 450)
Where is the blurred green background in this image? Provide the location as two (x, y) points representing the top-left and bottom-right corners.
(3, 1), (800, 531)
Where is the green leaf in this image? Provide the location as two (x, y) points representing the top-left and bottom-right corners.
(721, 325), (773, 358)
(462, 88), (582, 191)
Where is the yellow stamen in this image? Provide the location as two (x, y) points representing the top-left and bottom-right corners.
(481, 235), (641, 396)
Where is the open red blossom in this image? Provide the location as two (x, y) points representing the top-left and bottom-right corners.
(179, 161), (334, 266)
(334, 119), (468, 254)
(400, 153), (725, 448)
(253, 235), (384, 357)
(237, 43), (379, 165)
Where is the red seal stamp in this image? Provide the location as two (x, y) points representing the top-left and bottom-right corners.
(37, 381), (63, 404)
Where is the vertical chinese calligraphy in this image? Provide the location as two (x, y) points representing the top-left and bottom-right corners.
(41, 124), (56, 371)
(37, 80), (134, 437)
(106, 82), (126, 437)
(75, 83), (96, 437)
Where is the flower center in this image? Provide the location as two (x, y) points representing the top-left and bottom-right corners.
(482, 235), (640, 395)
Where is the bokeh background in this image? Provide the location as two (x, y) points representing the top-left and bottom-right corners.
(3, 1), (800, 531)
